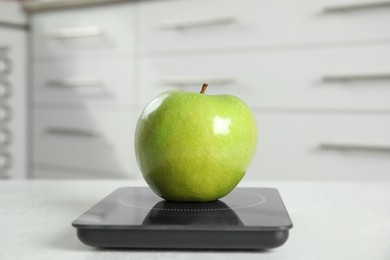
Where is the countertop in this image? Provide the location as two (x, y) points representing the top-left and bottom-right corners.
(1, 180), (389, 260)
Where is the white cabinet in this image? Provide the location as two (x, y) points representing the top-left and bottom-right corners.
(0, 17), (27, 179)
(138, 0), (390, 52)
(33, 109), (137, 177)
(33, 59), (136, 105)
(32, 3), (136, 58)
(139, 45), (390, 110)
(247, 113), (390, 181)
(31, 3), (138, 179)
(30, 0), (390, 181)
(136, 0), (390, 181)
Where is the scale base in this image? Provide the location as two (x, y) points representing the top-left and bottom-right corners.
(73, 187), (293, 250)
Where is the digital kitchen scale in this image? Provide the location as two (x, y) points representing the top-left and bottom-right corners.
(72, 187), (293, 250)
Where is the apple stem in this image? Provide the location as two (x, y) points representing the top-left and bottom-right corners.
(200, 83), (208, 94)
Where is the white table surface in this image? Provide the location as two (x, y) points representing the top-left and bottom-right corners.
(1, 180), (389, 260)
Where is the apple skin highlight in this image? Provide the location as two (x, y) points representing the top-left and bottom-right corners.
(135, 86), (258, 202)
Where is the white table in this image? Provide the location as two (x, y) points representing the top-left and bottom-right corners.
(1, 180), (389, 260)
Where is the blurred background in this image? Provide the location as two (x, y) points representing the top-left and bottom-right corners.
(1, 0), (390, 181)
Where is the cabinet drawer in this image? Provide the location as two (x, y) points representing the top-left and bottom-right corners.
(32, 3), (135, 58)
(246, 113), (390, 181)
(138, 0), (390, 52)
(33, 109), (137, 177)
(33, 59), (135, 105)
(139, 45), (390, 110)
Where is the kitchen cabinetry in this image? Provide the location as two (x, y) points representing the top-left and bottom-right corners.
(0, 2), (27, 179)
(32, 59), (136, 105)
(136, 0), (390, 181)
(32, 4), (136, 58)
(248, 113), (390, 181)
(31, 4), (138, 179)
(30, 0), (390, 180)
(33, 109), (137, 177)
(138, 46), (390, 110)
(138, 0), (390, 52)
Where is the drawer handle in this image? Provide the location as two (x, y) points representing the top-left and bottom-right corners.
(319, 142), (390, 153)
(322, 73), (390, 82)
(0, 106), (11, 121)
(47, 77), (103, 88)
(159, 16), (236, 30)
(161, 76), (235, 86)
(47, 26), (103, 39)
(45, 127), (101, 138)
(0, 152), (12, 169)
(0, 58), (11, 74)
(0, 129), (12, 145)
(0, 81), (11, 98)
(323, 1), (390, 12)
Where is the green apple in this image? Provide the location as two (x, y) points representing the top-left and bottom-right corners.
(135, 84), (258, 202)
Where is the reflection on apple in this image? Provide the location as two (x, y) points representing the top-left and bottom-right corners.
(142, 200), (244, 227)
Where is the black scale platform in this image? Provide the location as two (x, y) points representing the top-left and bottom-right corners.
(72, 187), (293, 250)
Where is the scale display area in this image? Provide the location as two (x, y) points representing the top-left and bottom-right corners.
(72, 187), (293, 250)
